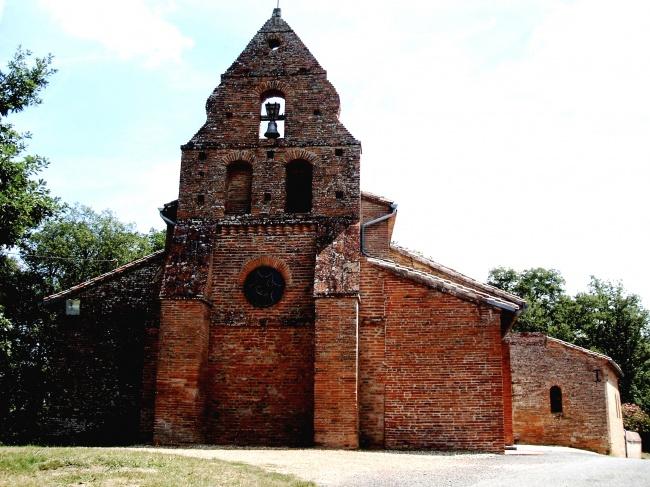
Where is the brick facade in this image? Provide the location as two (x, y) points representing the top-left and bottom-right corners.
(44, 9), (526, 452)
(44, 252), (164, 444)
(508, 333), (626, 456)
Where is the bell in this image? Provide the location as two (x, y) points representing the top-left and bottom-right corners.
(264, 120), (280, 139)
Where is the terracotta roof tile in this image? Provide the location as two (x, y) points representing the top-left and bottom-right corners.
(390, 244), (526, 308)
(366, 256), (523, 312)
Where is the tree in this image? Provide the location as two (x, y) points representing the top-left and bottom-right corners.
(488, 267), (575, 341)
(569, 278), (650, 404)
(0, 47), (58, 440)
(20, 204), (165, 292)
(0, 47), (58, 248)
(489, 267), (650, 409)
(1, 205), (165, 442)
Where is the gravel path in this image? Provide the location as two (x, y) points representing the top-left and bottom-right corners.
(131, 445), (650, 486)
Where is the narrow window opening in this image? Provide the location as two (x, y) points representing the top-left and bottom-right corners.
(259, 90), (285, 139)
(225, 161), (252, 215)
(198, 151), (207, 161)
(267, 150), (275, 159)
(286, 160), (313, 213)
(335, 148), (344, 156)
(264, 192), (272, 202)
(550, 386), (563, 414)
(268, 38), (281, 51)
(335, 191), (344, 200)
(226, 112), (233, 119)
(198, 171), (204, 178)
(313, 109), (322, 116)
(196, 194), (205, 206)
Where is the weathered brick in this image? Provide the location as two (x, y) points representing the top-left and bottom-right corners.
(508, 333), (626, 456)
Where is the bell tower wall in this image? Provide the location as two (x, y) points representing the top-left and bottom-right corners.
(155, 9), (362, 448)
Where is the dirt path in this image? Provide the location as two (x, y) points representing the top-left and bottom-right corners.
(129, 445), (650, 486)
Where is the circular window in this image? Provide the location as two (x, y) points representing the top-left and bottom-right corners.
(243, 266), (286, 308)
(268, 38), (281, 50)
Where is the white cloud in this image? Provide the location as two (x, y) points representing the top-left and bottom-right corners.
(39, 0), (193, 66)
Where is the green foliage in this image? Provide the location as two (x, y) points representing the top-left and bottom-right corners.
(0, 47), (55, 117)
(623, 403), (650, 434)
(1, 205), (165, 443)
(0, 47), (59, 248)
(489, 267), (650, 408)
(20, 204), (165, 292)
(488, 267), (575, 341)
(0, 255), (56, 443)
(570, 278), (650, 403)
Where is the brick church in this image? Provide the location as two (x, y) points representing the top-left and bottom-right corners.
(45, 8), (526, 452)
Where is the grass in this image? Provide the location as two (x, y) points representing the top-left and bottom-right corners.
(0, 446), (315, 487)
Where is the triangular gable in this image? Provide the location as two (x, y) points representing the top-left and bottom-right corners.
(224, 9), (324, 78)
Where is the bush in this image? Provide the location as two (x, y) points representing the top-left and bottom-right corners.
(623, 403), (650, 433)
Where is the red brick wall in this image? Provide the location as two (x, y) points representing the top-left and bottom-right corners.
(361, 196), (394, 258)
(139, 326), (159, 442)
(359, 260), (386, 448)
(154, 300), (210, 444)
(314, 297), (359, 448)
(502, 342), (514, 445)
(207, 326), (314, 446)
(45, 255), (163, 444)
(359, 260), (506, 452)
(205, 224), (317, 445)
(508, 333), (614, 454)
(176, 146), (360, 222)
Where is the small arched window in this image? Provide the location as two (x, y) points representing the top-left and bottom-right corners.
(285, 160), (312, 213)
(259, 90), (285, 139)
(550, 386), (563, 414)
(225, 161), (252, 215)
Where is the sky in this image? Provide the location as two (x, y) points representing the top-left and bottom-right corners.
(1, 0), (649, 306)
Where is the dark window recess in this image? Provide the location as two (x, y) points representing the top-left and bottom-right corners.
(299, 67), (309, 74)
(198, 151), (207, 161)
(198, 171), (204, 178)
(225, 161), (252, 215)
(313, 109), (322, 116)
(196, 194), (205, 206)
(335, 148), (344, 156)
(264, 192), (272, 202)
(226, 112), (233, 119)
(268, 38), (281, 50)
(286, 160), (313, 213)
(335, 191), (344, 200)
(267, 150), (275, 159)
(243, 266), (285, 308)
(550, 386), (563, 413)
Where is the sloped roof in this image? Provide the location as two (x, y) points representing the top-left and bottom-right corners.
(545, 334), (624, 377)
(361, 191), (396, 208)
(366, 256), (523, 313)
(390, 244), (526, 308)
(224, 8), (324, 78)
(43, 250), (165, 304)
